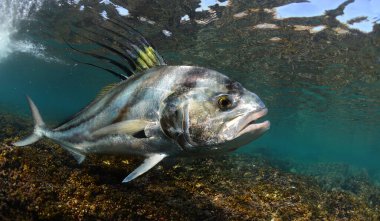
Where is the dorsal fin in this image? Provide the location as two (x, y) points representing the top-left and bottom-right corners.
(68, 19), (166, 81)
(96, 83), (119, 99)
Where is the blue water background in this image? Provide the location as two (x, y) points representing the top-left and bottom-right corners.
(1, 50), (379, 177)
(0, 0), (379, 181)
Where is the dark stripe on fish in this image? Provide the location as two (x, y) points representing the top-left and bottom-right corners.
(111, 68), (166, 123)
(111, 87), (141, 123)
(180, 67), (208, 88)
(224, 78), (243, 94)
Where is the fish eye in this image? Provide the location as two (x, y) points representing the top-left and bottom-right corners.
(217, 95), (233, 111)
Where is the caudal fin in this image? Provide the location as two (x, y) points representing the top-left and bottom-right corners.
(13, 96), (46, 147)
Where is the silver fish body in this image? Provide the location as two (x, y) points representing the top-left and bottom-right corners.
(14, 65), (270, 182)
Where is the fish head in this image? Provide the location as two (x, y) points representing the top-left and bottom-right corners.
(159, 67), (270, 154)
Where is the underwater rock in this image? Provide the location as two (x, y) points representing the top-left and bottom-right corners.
(0, 113), (379, 220)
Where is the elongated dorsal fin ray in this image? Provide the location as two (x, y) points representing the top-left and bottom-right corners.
(65, 39), (135, 78)
(72, 59), (128, 80)
(122, 153), (167, 183)
(71, 29), (139, 72)
(67, 19), (166, 81)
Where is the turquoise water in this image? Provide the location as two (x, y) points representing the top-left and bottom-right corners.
(0, 0), (379, 184)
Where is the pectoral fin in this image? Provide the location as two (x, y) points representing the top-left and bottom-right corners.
(122, 153), (167, 183)
(92, 120), (151, 137)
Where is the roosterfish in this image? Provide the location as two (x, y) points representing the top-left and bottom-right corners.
(13, 21), (270, 183)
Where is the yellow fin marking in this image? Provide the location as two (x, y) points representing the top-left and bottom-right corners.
(145, 46), (158, 64)
(137, 57), (149, 69)
(138, 49), (154, 68)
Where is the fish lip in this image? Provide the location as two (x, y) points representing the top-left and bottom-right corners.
(236, 108), (270, 137)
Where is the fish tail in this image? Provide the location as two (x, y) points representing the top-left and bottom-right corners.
(13, 96), (47, 147)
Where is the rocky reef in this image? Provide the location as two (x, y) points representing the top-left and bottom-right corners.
(0, 113), (379, 220)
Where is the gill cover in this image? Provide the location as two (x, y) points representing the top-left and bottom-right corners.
(159, 92), (194, 150)
(159, 85), (229, 150)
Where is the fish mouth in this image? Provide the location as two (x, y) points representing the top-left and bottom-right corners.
(236, 108), (270, 138)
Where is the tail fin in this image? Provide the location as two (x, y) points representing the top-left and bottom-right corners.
(13, 96), (46, 147)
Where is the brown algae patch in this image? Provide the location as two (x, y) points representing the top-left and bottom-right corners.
(0, 115), (379, 220)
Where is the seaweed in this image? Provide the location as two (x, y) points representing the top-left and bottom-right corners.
(0, 114), (379, 220)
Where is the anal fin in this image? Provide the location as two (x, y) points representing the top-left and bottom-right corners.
(122, 153), (167, 183)
(63, 146), (86, 164)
